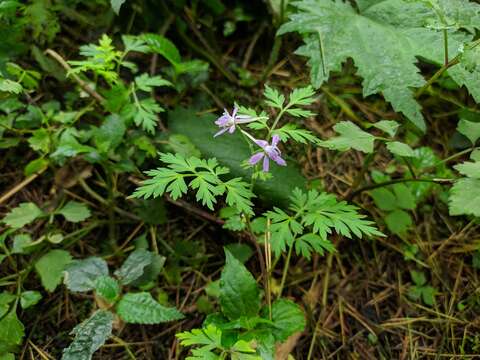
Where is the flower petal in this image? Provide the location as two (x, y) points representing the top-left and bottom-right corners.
(228, 124), (236, 133)
(254, 139), (269, 148)
(271, 134), (281, 146)
(262, 156), (270, 172)
(215, 115), (230, 126)
(273, 155), (287, 166)
(235, 116), (254, 124)
(249, 152), (264, 165)
(214, 128), (229, 137)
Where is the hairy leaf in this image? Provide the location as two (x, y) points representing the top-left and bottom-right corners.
(64, 257), (109, 292)
(114, 249), (154, 285)
(94, 276), (120, 303)
(116, 292), (184, 324)
(62, 310), (113, 360)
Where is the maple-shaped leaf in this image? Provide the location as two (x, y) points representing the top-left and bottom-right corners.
(279, 0), (480, 132)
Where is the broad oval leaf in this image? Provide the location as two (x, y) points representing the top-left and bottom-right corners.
(62, 310), (114, 360)
(219, 249), (260, 321)
(64, 257), (109, 292)
(116, 292), (184, 324)
(114, 249), (154, 285)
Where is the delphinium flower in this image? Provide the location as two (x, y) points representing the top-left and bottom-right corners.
(249, 135), (286, 172)
(214, 105), (254, 137)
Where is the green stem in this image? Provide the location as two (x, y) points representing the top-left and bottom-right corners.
(262, 37), (282, 82)
(278, 243), (294, 298)
(349, 177), (453, 199)
(443, 29), (449, 66)
(416, 38), (480, 98)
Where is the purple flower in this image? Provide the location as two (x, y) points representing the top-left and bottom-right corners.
(249, 135), (287, 172)
(214, 106), (253, 137)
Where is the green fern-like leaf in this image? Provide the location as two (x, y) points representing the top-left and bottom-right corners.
(132, 153), (254, 214)
(266, 188), (383, 257)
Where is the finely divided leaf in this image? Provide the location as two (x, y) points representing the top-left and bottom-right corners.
(264, 85), (285, 109)
(273, 124), (319, 144)
(132, 153), (254, 214)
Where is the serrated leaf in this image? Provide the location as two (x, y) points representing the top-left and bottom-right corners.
(370, 188), (397, 211)
(410, 270), (427, 286)
(116, 292), (184, 324)
(385, 209), (412, 236)
(386, 141), (416, 157)
(0, 79), (22, 94)
(295, 233), (335, 260)
(35, 250), (72, 292)
(268, 299), (305, 342)
(19, 291), (42, 310)
(319, 121), (375, 153)
(2, 202), (43, 229)
(176, 324), (222, 349)
(110, 0), (126, 14)
(371, 120), (399, 137)
(94, 276), (120, 303)
(219, 249), (260, 320)
(62, 310), (113, 360)
(57, 201), (91, 223)
(135, 74), (172, 92)
(93, 114), (126, 154)
(392, 184), (416, 210)
(264, 85), (285, 109)
(11, 233), (34, 254)
(449, 178), (480, 217)
(142, 34), (181, 65)
(114, 249), (154, 285)
(64, 257), (109, 292)
(0, 292), (15, 319)
(457, 118), (480, 145)
(273, 124), (319, 144)
(454, 161), (480, 178)
(279, 0), (480, 131)
(122, 35), (149, 53)
(0, 310), (24, 352)
(288, 86), (316, 106)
